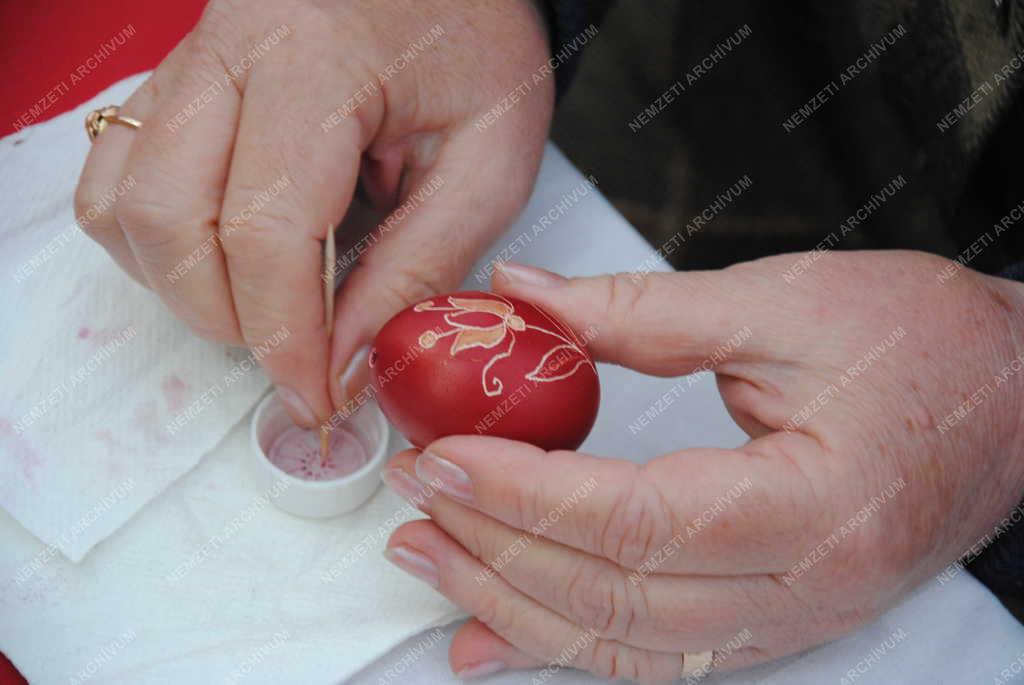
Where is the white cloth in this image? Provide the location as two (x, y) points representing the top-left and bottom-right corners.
(0, 73), (268, 562)
(354, 573), (1024, 685)
(0, 75), (1022, 685)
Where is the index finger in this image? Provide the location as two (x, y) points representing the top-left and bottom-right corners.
(217, 48), (380, 425)
(413, 432), (835, 576)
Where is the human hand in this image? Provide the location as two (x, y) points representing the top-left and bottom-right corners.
(74, 0), (554, 426)
(381, 253), (1024, 683)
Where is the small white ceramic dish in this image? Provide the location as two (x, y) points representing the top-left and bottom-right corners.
(249, 392), (390, 518)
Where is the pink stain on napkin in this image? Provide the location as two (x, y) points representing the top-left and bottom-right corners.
(76, 325), (130, 347)
(0, 72), (274, 563)
(161, 374), (190, 413)
(0, 419), (43, 491)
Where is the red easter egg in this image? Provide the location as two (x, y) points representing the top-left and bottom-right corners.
(369, 291), (600, 450)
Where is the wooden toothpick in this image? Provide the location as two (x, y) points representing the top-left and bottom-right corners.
(320, 223), (336, 465)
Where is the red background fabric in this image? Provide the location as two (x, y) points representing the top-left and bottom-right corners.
(2, 0), (206, 137)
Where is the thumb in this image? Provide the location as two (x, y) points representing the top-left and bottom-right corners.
(491, 262), (767, 376)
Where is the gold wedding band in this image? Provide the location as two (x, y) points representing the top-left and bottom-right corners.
(680, 650), (715, 679)
(85, 105), (142, 142)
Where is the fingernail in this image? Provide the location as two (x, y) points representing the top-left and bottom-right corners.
(381, 467), (432, 511)
(494, 262), (567, 289)
(457, 660), (507, 679)
(339, 345), (371, 403)
(384, 545), (439, 588)
(416, 451), (473, 504)
(276, 385), (317, 426)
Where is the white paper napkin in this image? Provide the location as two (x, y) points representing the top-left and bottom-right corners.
(0, 73), (270, 562)
(0, 422), (464, 685)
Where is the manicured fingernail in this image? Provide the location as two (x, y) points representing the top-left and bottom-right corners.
(457, 660), (507, 679)
(339, 345), (370, 402)
(494, 261), (567, 288)
(276, 385), (317, 427)
(384, 545), (439, 588)
(416, 451), (473, 503)
(381, 467), (432, 510)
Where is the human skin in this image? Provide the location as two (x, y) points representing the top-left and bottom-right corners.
(72, 1), (1024, 681)
(74, 0), (554, 427)
(381, 255), (1024, 683)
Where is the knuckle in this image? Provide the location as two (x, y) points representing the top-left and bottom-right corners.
(114, 187), (176, 234)
(579, 638), (617, 679)
(217, 205), (294, 257)
(474, 594), (520, 638)
(603, 272), (652, 359)
(73, 182), (114, 236)
(584, 639), (671, 685)
(378, 262), (457, 312)
(464, 520), (498, 565)
(564, 561), (640, 639)
(592, 468), (672, 571)
(115, 193), (209, 257)
(515, 465), (553, 533)
(73, 183), (97, 223)
(606, 272), (648, 328)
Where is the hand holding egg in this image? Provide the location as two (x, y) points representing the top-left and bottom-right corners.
(381, 256), (1024, 683)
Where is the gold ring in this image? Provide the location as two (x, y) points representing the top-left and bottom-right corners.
(680, 650), (715, 679)
(85, 106), (142, 142)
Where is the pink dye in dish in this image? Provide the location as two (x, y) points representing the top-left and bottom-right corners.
(267, 426), (369, 481)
